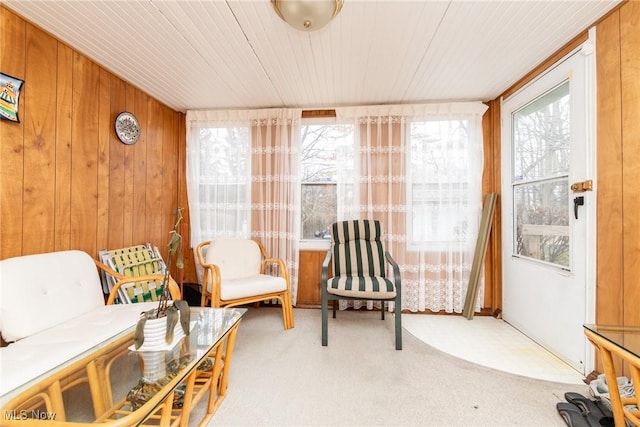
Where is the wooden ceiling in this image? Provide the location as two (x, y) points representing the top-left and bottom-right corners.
(2, 0), (621, 112)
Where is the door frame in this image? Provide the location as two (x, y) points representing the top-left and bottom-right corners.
(499, 28), (597, 374)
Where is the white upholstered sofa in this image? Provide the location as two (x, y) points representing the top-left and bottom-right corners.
(0, 250), (160, 401)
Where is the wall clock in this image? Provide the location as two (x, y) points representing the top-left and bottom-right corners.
(114, 111), (140, 145)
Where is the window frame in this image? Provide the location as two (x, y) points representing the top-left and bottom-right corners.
(298, 117), (351, 250)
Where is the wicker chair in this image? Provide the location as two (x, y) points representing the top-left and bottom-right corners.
(321, 220), (402, 350)
(196, 238), (295, 330)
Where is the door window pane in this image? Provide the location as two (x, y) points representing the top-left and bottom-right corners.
(512, 81), (570, 267)
(514, 180), (569, 267)
(513, 81), (570, 181)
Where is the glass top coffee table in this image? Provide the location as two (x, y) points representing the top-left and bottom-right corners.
(583, 324), (640, 427)
(1, 307), (246, 426)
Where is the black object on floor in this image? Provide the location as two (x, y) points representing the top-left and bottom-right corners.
(557, 402), (601, 427)
(563, 392), (615, 427)
(182, 283), (202, 306)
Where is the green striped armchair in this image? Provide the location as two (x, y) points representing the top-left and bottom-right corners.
(321, 220), (402, 350)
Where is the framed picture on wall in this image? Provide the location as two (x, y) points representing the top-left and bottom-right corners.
(0, 72), (24, 123)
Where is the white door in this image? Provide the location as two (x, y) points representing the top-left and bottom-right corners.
(501, 41), (595, 374)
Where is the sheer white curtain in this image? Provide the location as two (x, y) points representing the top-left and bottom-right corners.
(186, 109), (302, 302)
(335, 102), (488, 313)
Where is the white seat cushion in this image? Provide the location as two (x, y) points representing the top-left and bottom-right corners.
(0, 302), (158, 399)
(220, 274), (287, 301)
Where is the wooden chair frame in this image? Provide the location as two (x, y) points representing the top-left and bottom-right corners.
(196, 239), (294, 330)
(95, 261), (182, 305)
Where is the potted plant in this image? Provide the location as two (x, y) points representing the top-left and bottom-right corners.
(134, 208), (190, 350)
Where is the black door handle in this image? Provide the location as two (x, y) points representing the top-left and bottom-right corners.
(574, 196), (584, 219)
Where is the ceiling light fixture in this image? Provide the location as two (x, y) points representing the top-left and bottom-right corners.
(271, 0), (343, 31)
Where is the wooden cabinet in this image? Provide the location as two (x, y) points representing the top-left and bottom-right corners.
(296, 250), (329, 307)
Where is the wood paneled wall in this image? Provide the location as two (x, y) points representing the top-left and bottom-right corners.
(482, 99), (502, 313)
(0, 7), (195, 283)
(2, 3), (638, 321)
(595, 2), (640, 328)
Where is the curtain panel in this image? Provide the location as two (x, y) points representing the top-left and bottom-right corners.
(336, 102), (488, 313)
(186, 109), (302, 303)
(187, 102), (487, 313)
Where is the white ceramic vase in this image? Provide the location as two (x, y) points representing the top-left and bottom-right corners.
(136, 316), (186, 352)
(138, 351), (166, 383)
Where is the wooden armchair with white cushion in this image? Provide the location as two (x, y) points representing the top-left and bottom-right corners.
(196, 239), (294, 330)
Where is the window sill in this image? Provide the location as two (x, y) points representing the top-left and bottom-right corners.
(299, 240), (330, 251)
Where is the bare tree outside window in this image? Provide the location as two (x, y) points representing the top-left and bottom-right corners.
(512, 81), (570, 267)
(300, 123), (353, 240)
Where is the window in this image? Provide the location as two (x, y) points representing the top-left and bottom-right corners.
(197, 126), (250, 239)
(299, 121), (354, 241)
(408, 120), (473, 246)
(512, 81), (570, 267)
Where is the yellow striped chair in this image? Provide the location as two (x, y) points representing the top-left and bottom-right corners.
(321, 220), (402, 350)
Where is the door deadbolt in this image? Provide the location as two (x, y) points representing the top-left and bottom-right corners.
(571, 180), (593, 192)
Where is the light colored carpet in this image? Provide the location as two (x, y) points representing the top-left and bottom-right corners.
(189, 307), (589, 426)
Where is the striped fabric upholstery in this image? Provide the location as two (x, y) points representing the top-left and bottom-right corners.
(122, 278), (165, 303)
(328, 220), (396, 299)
